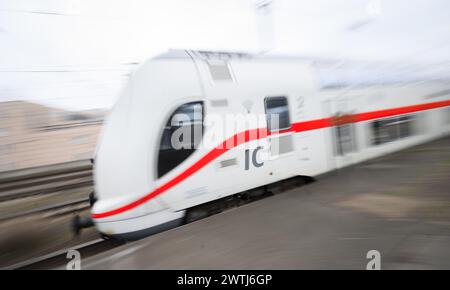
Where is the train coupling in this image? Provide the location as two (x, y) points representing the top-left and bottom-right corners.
(72, 215), (94, 236)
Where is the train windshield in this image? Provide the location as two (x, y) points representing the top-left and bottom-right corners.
(157, 101), (203, 178)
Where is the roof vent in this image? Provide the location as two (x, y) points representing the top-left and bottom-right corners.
(208, 62), (233, 82)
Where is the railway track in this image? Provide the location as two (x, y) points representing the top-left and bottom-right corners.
(3, 238), (123, 270)
(0, 159), (100, 269)
(0, 159), (93, 202)
(2, 175), (316, 270)
(0, 197), (90, 222)
(0, 159), (94, 222)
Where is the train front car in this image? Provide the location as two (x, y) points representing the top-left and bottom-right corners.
(91, 51), (204, 240)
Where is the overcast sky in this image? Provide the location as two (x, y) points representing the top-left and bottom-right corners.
(1, 0), (450, 110)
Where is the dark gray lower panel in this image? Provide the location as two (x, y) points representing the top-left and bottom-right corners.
(108, 218), (184, 241)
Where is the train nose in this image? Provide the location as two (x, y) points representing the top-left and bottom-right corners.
(90, 190), (183, 240)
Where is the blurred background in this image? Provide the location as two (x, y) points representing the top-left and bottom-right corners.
(1, 0), (450, 170)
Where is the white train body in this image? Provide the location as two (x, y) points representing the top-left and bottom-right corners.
(91, 50), (450, 239)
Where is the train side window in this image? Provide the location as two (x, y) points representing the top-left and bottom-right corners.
(371, 115), (415, 146)
(265, 96), (291, 132)
(157, 102), (203, 178)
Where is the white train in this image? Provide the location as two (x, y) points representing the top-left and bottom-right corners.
(89, 50), (450, 240)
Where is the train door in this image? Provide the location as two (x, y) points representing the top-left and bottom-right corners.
(323, 96), (358, 169)
(262, 96), (297, 181)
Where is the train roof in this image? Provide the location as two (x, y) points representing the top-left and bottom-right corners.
(154, 49), (328, 62)
(152, 49), (450, 88)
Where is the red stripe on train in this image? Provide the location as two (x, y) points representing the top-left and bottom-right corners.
(92, 99), (450, 219)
